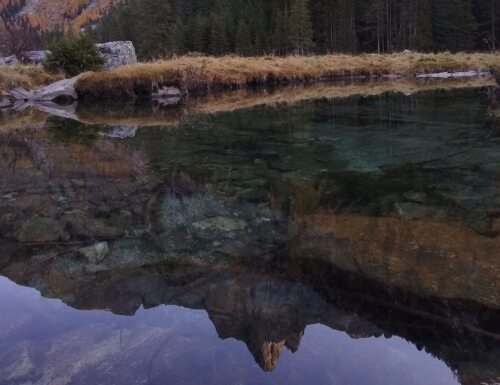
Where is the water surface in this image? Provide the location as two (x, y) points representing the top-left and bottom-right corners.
(0, 86), (498, 385)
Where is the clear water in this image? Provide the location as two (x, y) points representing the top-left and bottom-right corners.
(0, 87), (498, 385)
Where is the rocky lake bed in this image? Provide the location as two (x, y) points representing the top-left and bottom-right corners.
(0, 81), (498, 384)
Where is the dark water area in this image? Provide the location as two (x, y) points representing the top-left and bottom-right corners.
(0, 87), (499, 385)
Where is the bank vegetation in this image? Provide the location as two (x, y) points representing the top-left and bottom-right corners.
(0, 66), (63, 92)
(75, 52), (500, 99)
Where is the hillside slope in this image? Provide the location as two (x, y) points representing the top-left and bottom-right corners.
(0, 0), (118, 53)
(1, 0), (118, 30)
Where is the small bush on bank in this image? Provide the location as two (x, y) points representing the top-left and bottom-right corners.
(45, 36), (104, 77)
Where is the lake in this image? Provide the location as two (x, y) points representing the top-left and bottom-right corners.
(0, 85), (498, 385)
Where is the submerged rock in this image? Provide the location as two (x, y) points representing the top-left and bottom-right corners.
(96, 41), (137, 70)
(67, 209), (125, 239)
(103, 125), (138, 139)
(402, 191), (427, 203)
(79, 242), (109, 263)
(394, 202), (446, 221)
(15, 217), (66, 243)
(192, 217), (248, 232)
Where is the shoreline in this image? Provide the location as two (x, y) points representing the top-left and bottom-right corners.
(1, 77), (496, 131)
(74, 52), (500, 100)
(0, 52), (498, 104)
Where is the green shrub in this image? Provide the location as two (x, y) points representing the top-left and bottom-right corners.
(45, 36), (104, 77)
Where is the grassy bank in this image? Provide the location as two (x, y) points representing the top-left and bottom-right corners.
(75, 52), (500, 99)
(0, 66), (63, 93)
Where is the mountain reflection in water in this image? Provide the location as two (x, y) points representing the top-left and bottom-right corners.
(0, 87), (498, 385)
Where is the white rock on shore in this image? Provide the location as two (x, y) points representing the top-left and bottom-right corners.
(96, 41), (137, 70)
(416, 71), (489, 79)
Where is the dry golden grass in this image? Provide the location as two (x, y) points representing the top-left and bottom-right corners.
(76, 52), (500, 99)
(0, 66), (63, 92)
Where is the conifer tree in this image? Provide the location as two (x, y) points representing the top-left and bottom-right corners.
(411, 0), (433, 51)
(288, 0), (314, 54)
(191, 13), (209, 53)
(432, 0), (477, 51)
(209, 14), (229, 55)
(235, 19), (252, 56)
(273, 7), (290, 56)
(96, 0), (495, 58)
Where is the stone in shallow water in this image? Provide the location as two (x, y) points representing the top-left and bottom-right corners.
(15, 217), (66, 243)
(67, 210), (124, 239)
(152, 87), (182, 105)
(403, 192), (427, 203)
(103, 125), (138, 139)
(192, 217), (248, 232)
(79, 242), (109, 263)
(394, 202), (446, 221)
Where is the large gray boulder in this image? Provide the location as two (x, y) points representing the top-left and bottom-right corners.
(0, 55), (19, 66)
(96, 41), (137, 70)
(20, 50), (51, 65)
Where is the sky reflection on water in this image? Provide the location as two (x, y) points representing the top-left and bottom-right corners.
(0, 276), (459, 385)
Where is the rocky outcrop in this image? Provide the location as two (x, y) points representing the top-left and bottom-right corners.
(2, 75), (81, 105)
(0, 127), (157, 250)
(96, 41), (137, 70)
(14, 216), (66, 243)
(0, 55), (19, 66)
(2, 42), (137, 71)
(33, 75), (80, 101)
(289, 214), (500, 309)
(20, 50), (51, 65)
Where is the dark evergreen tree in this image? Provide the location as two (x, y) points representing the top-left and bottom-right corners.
(209, 14), (230, 55)
(473, 0), (499, 50)
(236, 20), (253, 55)
(432, 0), (477, 51)
(273, 7), (290, 56)
(288, 0), (314, 54)
(97, 0), (496, 58)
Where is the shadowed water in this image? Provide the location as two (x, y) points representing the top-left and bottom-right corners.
(0, 86), (498, 385)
